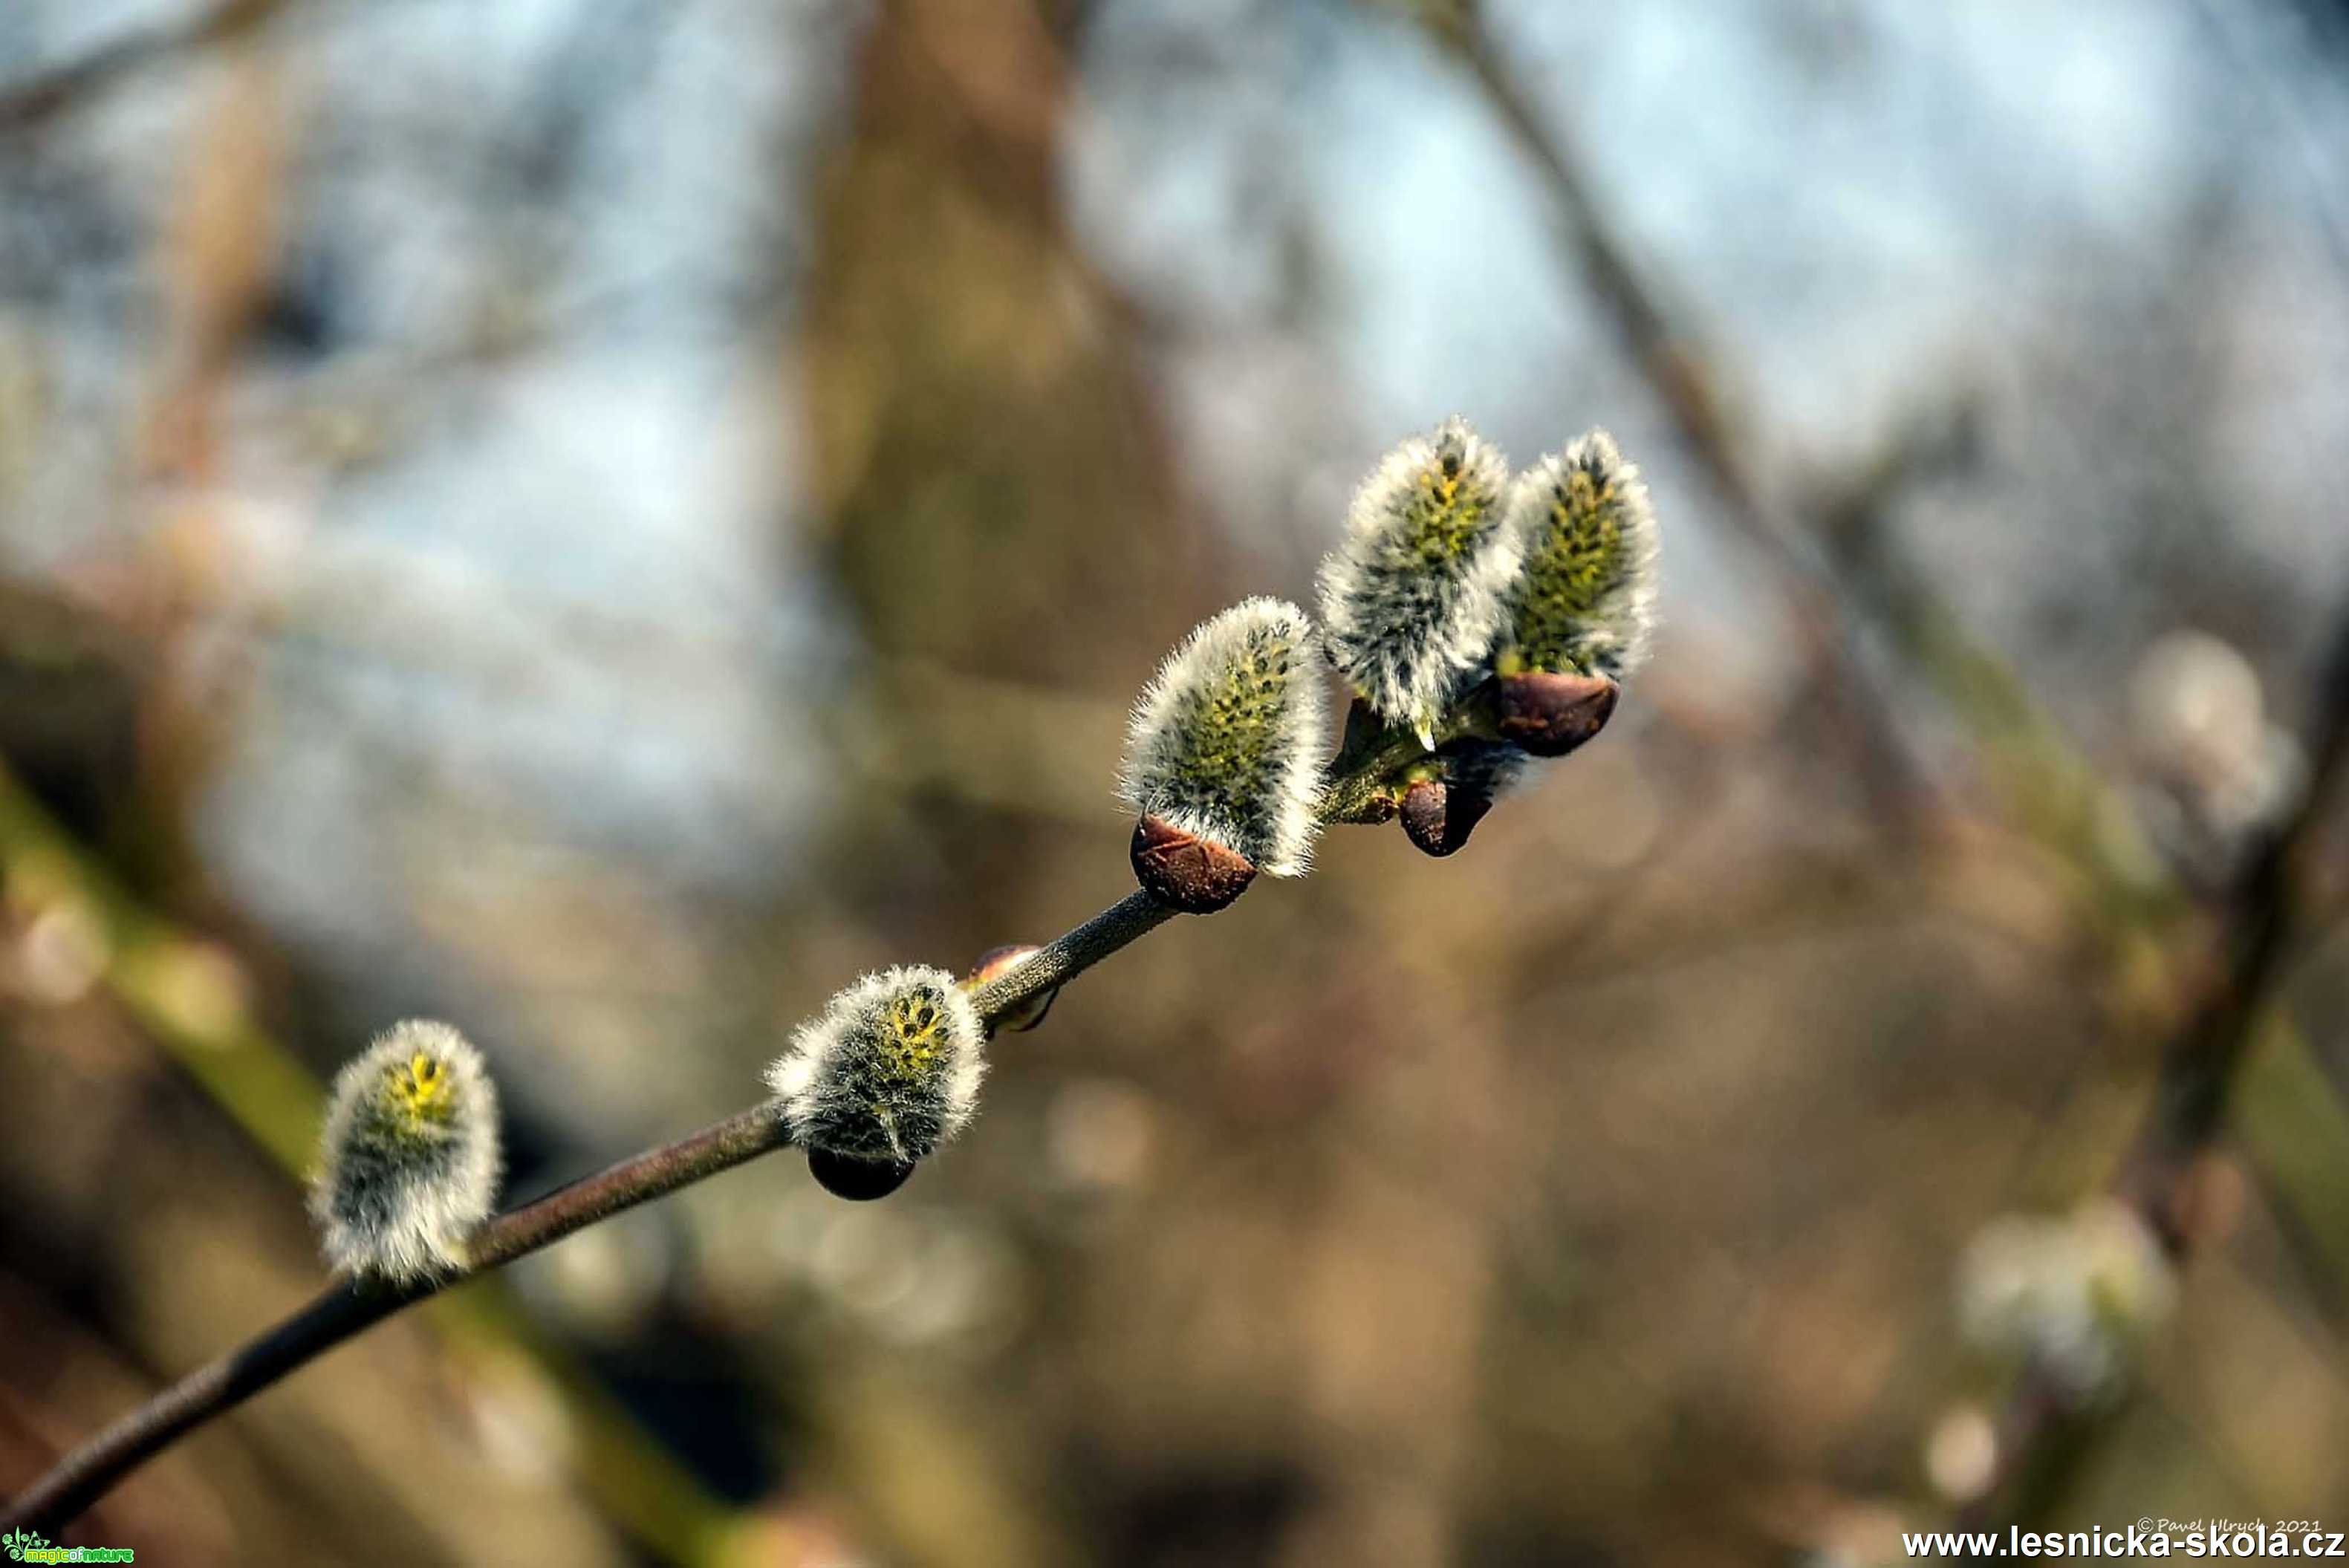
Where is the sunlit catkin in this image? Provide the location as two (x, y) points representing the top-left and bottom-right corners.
(1119, 596), (1326, 912)
(1493, 429), (1658, 756)
(767, 966), (987, 1194)
(310, 1021), (503, 1282)
(1317, 417), (1521, 746)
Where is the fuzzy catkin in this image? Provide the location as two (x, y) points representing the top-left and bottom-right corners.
(767, 966), (987, 1165)
(310, 1021), (503, 1282)
(1499, 429), (1659, 681)
(1118, 596), (1326, 876)
(1318, 417), (1522, 741)
(1954, 1200), (2174, 1407)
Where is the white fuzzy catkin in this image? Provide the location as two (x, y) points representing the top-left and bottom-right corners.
(1117, 596), (1326, 876)
(767, 966), (987, 1164)
(1954, 1200), (2174, 1408)
(1499, 429), (1660, 681)
(1317, 417), (1522, 741)
(310, 1020), (503, 1283)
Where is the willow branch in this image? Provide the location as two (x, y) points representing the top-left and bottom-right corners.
(4, 1102), (779, 1534)
(9, 715), (1454, 1532)
(1, 886), (1158, 1534)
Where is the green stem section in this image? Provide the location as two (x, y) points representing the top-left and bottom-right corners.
(1316, 687), (1501, 824)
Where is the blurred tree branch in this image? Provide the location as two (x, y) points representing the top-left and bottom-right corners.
(2133, 619), (2349, 1211)
(1413, 0), (1934, 832)
(1408, 0), (2349, 1541)
(1417, 1), (2185, 947)
(1960, 599), (2349, 1529)
(0, 0), (287, 136)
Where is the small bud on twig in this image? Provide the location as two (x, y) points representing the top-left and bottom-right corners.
(1397, 741), (1524, 856)
(1319, 417), (1522, 743)
(1494, 668), (1620, 758)
(310, 1020), (503, 1283)
(1398, 781), (1455, 856)
(1120, 597), (1327, 913)
(969, 943), (1057, 1032)
(1131, 814), (1258, 912)
(767, 966), (987, 1197)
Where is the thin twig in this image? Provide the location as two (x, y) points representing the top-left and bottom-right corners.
(4, 1105), (782, 1533)
(2134, 621), (2349, 1200)
(966, 889), (1176, 1021)
(10, 689), (1458, 1535)
(2, 884), (1165, 1534)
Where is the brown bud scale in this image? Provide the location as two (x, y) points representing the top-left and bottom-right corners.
(1399, 776), (1498, 857)
(1131, 814), (1257, 914)
(1496, 670), (1619, 758)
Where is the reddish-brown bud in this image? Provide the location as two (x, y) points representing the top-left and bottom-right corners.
(1495, 669), (1619, 758)
(1131, 813), (1258, 914)
(969, 943), (1058, 1032)
(1398, 775), (1499, 857)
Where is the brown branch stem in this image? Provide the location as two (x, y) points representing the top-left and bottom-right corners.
(4, 886), (1155, 1534)
(4, 1104), (786, 1534)
(11, 726), (1444, 1532)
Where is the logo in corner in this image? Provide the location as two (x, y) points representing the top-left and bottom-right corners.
(1, 1529), (134, 1564)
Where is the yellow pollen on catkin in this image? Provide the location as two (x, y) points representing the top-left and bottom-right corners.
(387, 1050), (455, 1124)
(884, 994), (946, 1073)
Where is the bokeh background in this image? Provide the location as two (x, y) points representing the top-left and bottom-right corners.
(5, 1), (2349, 1564)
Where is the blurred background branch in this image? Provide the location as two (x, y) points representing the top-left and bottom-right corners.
(0, 0), (287, 136)
(1960, 599), (2349, 1530)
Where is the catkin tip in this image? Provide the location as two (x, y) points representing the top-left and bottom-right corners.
(1318, 418), (1521, 734)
